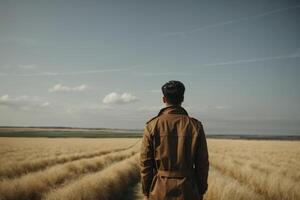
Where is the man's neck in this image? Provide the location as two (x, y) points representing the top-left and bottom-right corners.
(165, 103), (181, 107)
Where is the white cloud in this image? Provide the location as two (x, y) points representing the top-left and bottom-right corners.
(102, 92), (138, 105)
(49, 84), (88, 92)
(18, 64), (37, 69)
(74, 84), (88, 91)
(0, 95), (9, 101)
(41, 102), (51, 107)
(0, 95), (50, 110)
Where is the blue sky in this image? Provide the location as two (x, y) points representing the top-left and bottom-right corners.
(0, 0), (299, 134)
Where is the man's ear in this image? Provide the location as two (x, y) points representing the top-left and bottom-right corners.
(163, 96), (167, 103)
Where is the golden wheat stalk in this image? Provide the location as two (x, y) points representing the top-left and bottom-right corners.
(42, 154), (140, 200)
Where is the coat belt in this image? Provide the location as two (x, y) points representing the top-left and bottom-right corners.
(157, 170), (192, 178)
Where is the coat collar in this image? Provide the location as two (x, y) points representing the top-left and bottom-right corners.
(158, 105), (189, 116)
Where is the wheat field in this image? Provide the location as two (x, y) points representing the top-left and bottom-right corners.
(0, 137), (299, 200)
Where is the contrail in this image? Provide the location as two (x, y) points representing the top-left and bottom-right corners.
(0, 68), (130, 77)
(164, 5), (300, 37)
(137, 72), (193, 76)
(201, 54), (300, 67)
(132, 54), (300, 76)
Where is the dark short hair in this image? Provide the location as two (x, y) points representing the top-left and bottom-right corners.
(161, 80), (185, 105)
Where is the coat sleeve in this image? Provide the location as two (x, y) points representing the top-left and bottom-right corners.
(195, 122), (209, 195)
(140, 124), (155, 197)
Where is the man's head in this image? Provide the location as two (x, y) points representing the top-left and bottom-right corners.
(161, 80), (185, 106)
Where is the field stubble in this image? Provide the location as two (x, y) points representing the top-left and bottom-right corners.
(0, 137), (299, 200)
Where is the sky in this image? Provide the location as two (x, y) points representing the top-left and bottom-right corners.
(0, 0), (299, 135)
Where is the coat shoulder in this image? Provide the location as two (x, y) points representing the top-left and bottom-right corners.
(146, 115), (159, 125)
(190, 117), (203, 125)
(144, 115), (159, 136)
(189, 117), (204, 131)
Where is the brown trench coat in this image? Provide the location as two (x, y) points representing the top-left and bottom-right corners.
(140, 105), (209, 200)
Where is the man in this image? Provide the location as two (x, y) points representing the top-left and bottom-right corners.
(140, 80), (209, 200)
